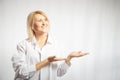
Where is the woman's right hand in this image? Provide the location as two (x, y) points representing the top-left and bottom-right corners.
(36, 55), (65, 70)
(47, 56), (66, 62)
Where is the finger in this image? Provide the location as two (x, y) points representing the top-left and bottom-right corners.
(81, 53), (89, 56)
(84, 53), (89, 55)
(78, 51), (82, 53)
(48, 56), (56, 60)
(54, 58), (66, 61)
(51, 56), (56, 58)
(50, 56), (56, 58)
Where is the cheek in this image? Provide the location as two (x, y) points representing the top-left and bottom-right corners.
(34, 22), (41, 29)
(34, 23), (37, 27)
(33, 23), (44, 32)
(33, 23), (39, 31)
(34, 22), (40, 27)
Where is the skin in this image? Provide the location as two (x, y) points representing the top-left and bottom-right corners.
(32, 14), (88, 70)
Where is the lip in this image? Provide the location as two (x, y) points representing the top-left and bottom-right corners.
(41, 26), (47, 29)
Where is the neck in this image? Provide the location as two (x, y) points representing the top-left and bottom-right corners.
(35, 32), (48, 40)
(35, 33), (48, 48)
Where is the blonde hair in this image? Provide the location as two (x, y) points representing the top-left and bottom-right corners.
(27, 10), (49, 39)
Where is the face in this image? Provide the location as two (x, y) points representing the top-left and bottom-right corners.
(32, 14), (49, 34)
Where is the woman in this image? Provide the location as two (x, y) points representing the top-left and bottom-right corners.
(11, 10), (88, 80)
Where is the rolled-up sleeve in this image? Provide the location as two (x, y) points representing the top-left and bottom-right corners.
(11, 42), (36, 79)
(57, 62), (70, 77)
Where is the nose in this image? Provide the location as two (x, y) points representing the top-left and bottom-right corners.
(41, 20), (44, 24)
(42, 22), (45, 26)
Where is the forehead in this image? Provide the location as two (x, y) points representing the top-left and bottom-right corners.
(34, 14), (46, 20)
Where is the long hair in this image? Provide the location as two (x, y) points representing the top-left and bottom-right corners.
(27, 10), (49, 39)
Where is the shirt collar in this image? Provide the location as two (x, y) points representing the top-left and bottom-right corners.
(31, 35), (53, 47)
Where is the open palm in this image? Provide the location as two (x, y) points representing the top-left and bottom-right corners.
(69, 51), (88, 58)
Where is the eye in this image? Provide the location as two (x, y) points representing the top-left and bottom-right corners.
(45, 18), (48, 21)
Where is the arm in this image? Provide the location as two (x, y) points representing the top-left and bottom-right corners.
(12, 43), (65, 79)
(36, 56), (65, 70)
(12, 43), (36, 79)
(36, 56), (52, 71)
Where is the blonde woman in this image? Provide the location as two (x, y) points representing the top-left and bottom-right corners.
(11, 10), (88, 80)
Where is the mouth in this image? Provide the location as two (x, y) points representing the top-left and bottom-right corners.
(41, 26), (46, 28)
(41, 25), (48, 28)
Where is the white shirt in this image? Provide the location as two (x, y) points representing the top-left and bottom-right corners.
(11, 36), (70, 80)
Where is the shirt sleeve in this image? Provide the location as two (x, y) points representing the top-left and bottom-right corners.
(11, 41), (36, 79)
(57, 62), (71, 77)
(52, 39), (71, 77)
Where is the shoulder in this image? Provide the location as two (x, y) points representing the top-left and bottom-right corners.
(17, 38), (31, 49)
(18, 38), (31, 45)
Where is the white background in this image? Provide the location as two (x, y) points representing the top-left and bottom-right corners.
(0, 0), (120, 80)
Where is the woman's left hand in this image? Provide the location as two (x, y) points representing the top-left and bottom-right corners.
(68, 51), (89, 58)
(65, 51), (89, 65)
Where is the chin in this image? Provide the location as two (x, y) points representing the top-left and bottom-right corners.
(42, 29), (49, 33)
(37, 28), (49, 34)
(41, 31), (49, 34)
